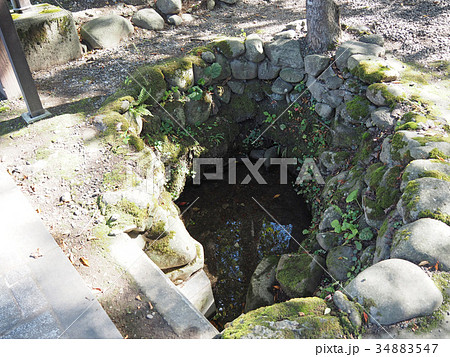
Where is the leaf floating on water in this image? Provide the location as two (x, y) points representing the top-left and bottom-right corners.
(79, 257), (90, 267)
(30, 248), (43, 259)
(273, 194), (281, 199)
(418, 261), (430, 266)
(324, 308), (331, 315)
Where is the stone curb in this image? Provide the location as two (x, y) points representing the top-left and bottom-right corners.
(109, 233), (219, 339)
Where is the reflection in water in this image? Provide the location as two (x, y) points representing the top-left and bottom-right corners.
(178, 165), (311, 327)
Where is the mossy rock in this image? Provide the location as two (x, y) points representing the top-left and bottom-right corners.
(374, 165), (402, 210)
(156, 56), (203, 90)
(145, 215), (197, 269)
(224, 93), (257, 123)
(221, 297), (345, 339)
(366, 83), (405, 107)
(213, 37), (245, 59)
(349, 55), (398, 84)
(398, 178), (450, 225)
(345, 95), (371, 121)
(276, 254), (325, 298)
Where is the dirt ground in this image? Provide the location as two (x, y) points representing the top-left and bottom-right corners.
(0, 0), (449, 339)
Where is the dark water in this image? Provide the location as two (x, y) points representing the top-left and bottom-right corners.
(177, 163), (311, 327)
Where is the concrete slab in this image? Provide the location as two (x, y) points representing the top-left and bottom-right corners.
(0, 164), (122, 339)
(110, 233), (219, 339)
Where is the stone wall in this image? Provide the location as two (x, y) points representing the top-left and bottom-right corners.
(95, 27), (450, 336)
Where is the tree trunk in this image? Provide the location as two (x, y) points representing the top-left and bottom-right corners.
(306, 0), (341, 53)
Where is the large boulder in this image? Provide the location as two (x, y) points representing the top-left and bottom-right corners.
(391, 218), (450, 271)
(275, 254), (324, 298)
(345, 259), (443, 325)
(222, 297), (345, 339)
(81, 15), (134, 49)
(245, 256), (280, 313)
(132, 9), (164, 31)
(264, 38), (304, 69)
(156, 0), (182, 15)
(398, 177), (450, 225)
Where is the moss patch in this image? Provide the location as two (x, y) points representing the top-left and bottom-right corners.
(413, 272), (450, 334)
(350, 59), (394, 84)
(222, 297), (344, 339)
(367, 83), (405, 108)
(346, 95), (370, 121)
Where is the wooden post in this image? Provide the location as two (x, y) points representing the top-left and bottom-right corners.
(0, 32), (21, 98)
(0, 0), (50, 123)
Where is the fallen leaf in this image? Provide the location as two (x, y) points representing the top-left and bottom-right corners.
(178, 201), (188, 206)
(148, 301), (153, 310)
(324, 308), (331, 315)
(273, 285), (280, 290)
(92, 287), (102, 292)
(418, 261), (430, 266)
(36, 208), (40, 214)
(30, 248), (43, 259)
(298, 312), (305, 316)
(136, 295), (142, 301)
(411, 323), (418, 332)
(79, 257), (90, 267)
(273, 194), (281, 199)
(363, 312), (369, 324)
(435, 261), (439, 271)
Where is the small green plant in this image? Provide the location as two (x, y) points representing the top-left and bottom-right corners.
(129, 88), (152, 118)
(161, 86), (180, 103)
(187, 85), (203, 101)
(263, 111), (277, 124)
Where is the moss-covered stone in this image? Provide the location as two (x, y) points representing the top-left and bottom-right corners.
(350, 58), (397, 84)
(375, 166), (402, 209)
(225, 93), (257, 122)
(276, 254), (324, 298)
(345, 95), (370, 121)
(365, 162), (387, 189)
(366, 83), (405, 108)
(221, 297), (345, 339)
(429, 148), (449, 160)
